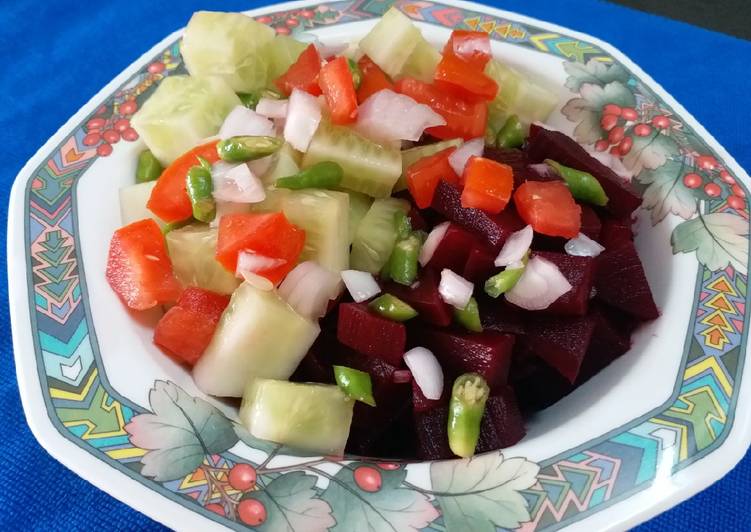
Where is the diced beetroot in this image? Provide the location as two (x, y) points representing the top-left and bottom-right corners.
(412, 379), (447, 413)
(415, 406), (453, 460)
(432, 181), (525, 251)
(374, 406), (419, 459)
(526, 124), (642, 216)
(414, 328), (515, 392)
(480, 300), (527, 335)
(425, 224), (478, 272)
(463, 245), (498, 283)
(599, 215), (634, 250)
(384, 269), (453, 327)
(511, 353), (574, 412)
(476, 386), (526, 452)
(290, 338), (335, 384)
(534, 251), (595, 316)
(594, 240), (658, 320)
(408, 207), (428, 231)
(581, 205), (602, 241)
(337, 303), (407, 365)
(531, 234), (566, 253)
(577, 304), (632, 382)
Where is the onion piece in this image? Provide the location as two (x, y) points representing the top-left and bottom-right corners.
(438, 269), (474, 309)
(448, 137), (484, 176)
(284, 89), (321, 152)
(236, 251), (286, 282)
(505, 256), (572, 310)
(403, 347), (443, 400)
(256, 98), (289, 119)
(341, 270), (381, 303)
(392, 369), (412, 384)
(565, 233), (605, 257)
(212, 163), (265, 204)
(218, 106), (275, 139)
(355, 89), (445, 144)
(278, 261), (343, 319)
(527, 162), (561, 181)
(239, 271), (275, 291)
(494, 225), (533, 267)
(419, 221), (450, 266)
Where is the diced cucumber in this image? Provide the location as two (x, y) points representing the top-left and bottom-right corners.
(347, 191), (373, 244)
(513, 77), (559, 124)
(401, 37), (441, 82)
(166, 224), (240, 295)
(239, 379), (353, 455)
(302, 122), (402, 198)
(350, 198), (410, 273)
(359, 7), (421, 78)
(180, 11), (275, 92)
(193, 282), (320, 397)
(395, 138), (464, 191)
(266, 35), (307, 81)
(131, 75), (240, 165)
(119, 181), (164, 227)
(263, 143), (301, 185)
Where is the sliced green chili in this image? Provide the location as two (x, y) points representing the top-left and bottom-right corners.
(545, 159), (609, 206)
(448, 373), (490, 458)
(484, 267), (524, 298)
(275, 161), (343, 189)
(495, 114), (525, 149)
(186, 158), (215, 223)
(333, 366), (376, 406)
(453, 297), (483, 332)
(217, 135), (283, 162)
(389, 233), (422, 286)
(369, 293), (418, 321)
(136, 149), (163, 183)
(237, 88), (283, 109)
(347, 58), (363, 90)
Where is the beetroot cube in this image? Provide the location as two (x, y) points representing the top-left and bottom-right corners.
(415, 406), (453, 460)
(581, 205), (602, 241)
(425, 223), (478, 273)
(476, 386), (526, 452)
(412, 379), (447, 413)
(521, 314), (596, 383)
(385, 269), (453, 327)
(526, 125), (641, 217)
(594, 240), (658, 320)
(512, 355), (574, 412)
(463, 245), (498, 283)
(408, 207), (428, 231)
(337, 303), (407, 365)
(599, 215), (634, 250)
(480, 300), (527, 335)
(534, 251), (595, 316)
(432, 181), (525, 251)
(577, 304), (632, 382)
(289, 347), (334, 384)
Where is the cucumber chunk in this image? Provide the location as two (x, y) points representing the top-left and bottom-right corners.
(193, 282), (320, 397)
(239, 379), (354, 455)
(131, 75), (240, 165)
(350, 198), (410, 273)
(347, 191), (373, 244)
(119, 181), (164, 227)
(267, 35), (307, 81)
(180, 11), (275, 92)
(395, 138), (463, 191)
(401, 38), (441, 82)
(359, 7), (421, 78)
(263, 143), (301, 185)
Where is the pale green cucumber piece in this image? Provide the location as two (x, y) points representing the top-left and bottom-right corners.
(180, 11), (275, 92)
(395, 138), (464, 191)
(239, 379), (353, 455)
(350, 198), (410, 273)
(267, 35), (307, 81)
(513, 77), (558, 124)
(165, 224), (240, 295)
(359, 7), (421, 78)
(400, 37), (441, 82)
(131, 75), (240, 165)
(302, 122), (402, 198)
(347, 191), (373, 244)
(263, 143), (301, 185)
(119, 181), (164, 227)
(193, 282), (320, 397)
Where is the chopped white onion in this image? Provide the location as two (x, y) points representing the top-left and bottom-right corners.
(494, 225), (533, 267)
(392, 369), (412, 384)
(403, 347), (444, 400)
(527, 162), (560, 180)
(448, 137), (484, 176)
(239, 271), (275, 291)
(256, 98), (289, 119)
(355, 89), (445, 143)
(565, 233), (605, 257)
(505, 256), (572, 310)
(419, 221), (450, 266)
(236, 251), (286, 281)
(218, 106), (275, 139)
(341, 270), (381, 303)
(212, 163), (265, 204)
(284, 89), (321, 152)
(278, 261), (343, 319)
(438, 269), (474, 309)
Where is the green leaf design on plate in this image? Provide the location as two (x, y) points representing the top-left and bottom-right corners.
(563, 59), (630, 91)
(124, 381), (238, 481)
(240, 472), (335, 532)
(622, 131), (678, 175)
(636, 158), (698, 223)
(672, 212), (749, 275)
(430, 452), (539, 532)
(561, 81), (635, 144)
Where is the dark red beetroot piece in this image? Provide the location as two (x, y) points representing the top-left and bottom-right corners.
(511, 351), (574, 412)
(577, 304), (633, 382)
(480, 300), (527, 335)
(463, 245), (498, 283)
(290, 337), (335, 384)
(580, 205), (602, 241)
(534, 251), (595, 316)
(476, 386), (526, 452)
(337, 303), (407, 366)
(408, 206), (428, 231)
(595, 240), (659, 320)
(526, 124), (642, 217)
(599, 215), (634, 249)
(431, 181), (525, 251)
(384, 268), (453, 327)
(415, 406), (453, 460)
(425, 224), (478, 273)
(412, 379), (446, 413)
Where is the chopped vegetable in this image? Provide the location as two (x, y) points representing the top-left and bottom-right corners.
(545, 159), (609, 206)
(355, 89), (445, 144)
(284, 88), (323, 152)
(369, 293), (418, 321)
(319, 56), (359, 125)
(565, 232), (605, 257)
(347, 58), (363, 89)
(333, 366), (376, 406)
(347, 191), (373, 244)
(443, 30), (491, 69)
(388, 232), (422, 285)
(406, 147), (458, 209)
(216, 135), (282, 163)
(419, 221), (450, 266)
(211, 162), (266, 204)
(350, 197), (410, 272)
(264, 142), (300, 185)
(435, 52), (498, 102)
(278, 261), (343, 319)
(186, 159), (216, 222)
(448, 373), (490, 458)
(460, 156), (514, 214)
(119, 181), (162, 227)
(453, 297), (483, 332)
(218, 106), (275, 139)
(358, 7), (421, 78)
(255, 97), (288, 119)
(136, 150), (163, 183)
(404, 347), (444, 400)
(494, 225), (533, 267)
(495, 114), (524, 149)
(341, 269), (381, 302)
(448, 137), (484, 177)
(396, 138), (463, 192)
(439, 269), (474, 309)
(274, 43), (323, 96)
(267, 34), (308, 81)
(276, 161), (343, 190)
(514, 180), (582, 238)
(505, 255), (572, 310)
(484, 265), (525, 298)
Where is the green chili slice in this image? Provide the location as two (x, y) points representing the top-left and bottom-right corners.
(136, 149), (163, 183)
(369, 293), (418, 321)
(333, 366), (376, 406)
(495, 115), (525, 149)
(545, 159), (609, 206)
(275, 161), (343, 189)
(453, 297), (483, 332)
(216, 135), (283, 162)
(186, 158), (215, 223)
(448, 373), (490, 458)
(388, 233), (421, 286)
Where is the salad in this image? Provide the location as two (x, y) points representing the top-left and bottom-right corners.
(106, 9), (658, 460)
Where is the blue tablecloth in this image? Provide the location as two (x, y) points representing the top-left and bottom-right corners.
(1, 0), (749, 529)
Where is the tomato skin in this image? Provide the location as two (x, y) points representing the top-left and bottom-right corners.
(443, 30), (492, 69)
(406, 147), (458, 209)
(215, 212), (305, 284)
(106, 219), (181, 310)
(514, 181), (582, 238)
(147, 141), (220, 222)
(319, 56), (358, 124)
(434, 53), (498, 102)
(356, 56), (393, 104)
(274, 44), (323, 96)
(460, 157), (513, 213)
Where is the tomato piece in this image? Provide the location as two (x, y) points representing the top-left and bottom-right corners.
(106, 219), (181, 310)
(435, 53), (498, 102)
(146, 140), (220, 223)
(216, 212), (305, 284)
(274, 44), (323, 96)
(514, 181), (582, 238)
(406, 147), (459, 209)
(153, 287), (230, 366)
(460, 157), (514, 213)
(356, 55), (393, 104)
(395, 78), (487, 140)
(319, 56), (358, 124)
(443, 30), (492, 69)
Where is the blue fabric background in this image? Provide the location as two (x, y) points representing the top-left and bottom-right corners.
(1, 0), (749, 530)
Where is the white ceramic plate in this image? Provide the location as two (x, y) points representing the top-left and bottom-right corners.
(9, 1), (751, 530)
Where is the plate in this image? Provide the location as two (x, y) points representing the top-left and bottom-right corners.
(8, 1), (751, 530)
